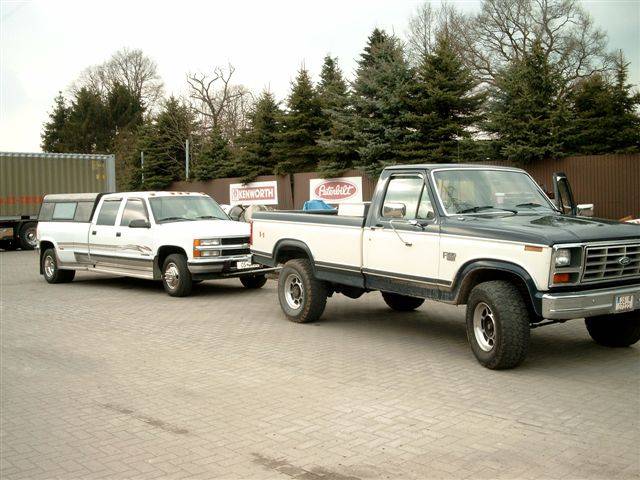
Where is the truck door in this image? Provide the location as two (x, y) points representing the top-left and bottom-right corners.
(88, 197), (123, 270)
(112, 198), (154, 277)
(363, 173), (441, 296)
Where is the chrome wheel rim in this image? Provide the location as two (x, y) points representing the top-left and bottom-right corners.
(24, 228), (37, 247)
(473, 302), (496, 352)
(284, 273), (304, 310)
(44, 255), (55, 278)
(164, 263), (180, 289)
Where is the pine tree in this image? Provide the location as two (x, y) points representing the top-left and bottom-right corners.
(192, 128), (233, 181)
(274, 68), (324, 174)
(41, 93), (71, 152)
(350, 29), (413, 176)
(401, 35), (484, 163)
(235, 91), (282, 181)
(316, 55), (358, 177)
(485, 40), (569, 164)
(565, 53), (640, 154)
(64, 87), (110, 153)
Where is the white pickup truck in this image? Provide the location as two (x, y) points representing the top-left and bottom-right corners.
(37, 191), (275, 296)
(251, 164), (640, 369)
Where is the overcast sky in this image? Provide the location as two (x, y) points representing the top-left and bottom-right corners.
(1, 0), (638, 153)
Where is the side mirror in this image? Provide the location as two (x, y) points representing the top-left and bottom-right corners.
(129, 219), (151, 228)
(576, 203), (594, 217)
(383, 202), (406, 219)
(552, 172), (577, 215)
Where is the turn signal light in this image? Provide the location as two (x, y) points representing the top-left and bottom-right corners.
(553, 273), (571, 284)
(193, 239), (201, 257)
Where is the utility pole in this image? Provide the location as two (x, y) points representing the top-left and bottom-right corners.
(185, 139), (190, 180)
(141, 151), (145, 185)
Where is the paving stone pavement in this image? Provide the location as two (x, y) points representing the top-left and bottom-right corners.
(1, 250), (639, 480)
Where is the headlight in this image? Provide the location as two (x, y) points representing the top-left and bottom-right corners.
(198, 238), (220, 246)
(199, 250), (220, 257)
(555, 249), (571, 267)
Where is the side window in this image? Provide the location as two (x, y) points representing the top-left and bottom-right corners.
(381, 176), (424, 220)
(52, 202), (77, 220)
(417, 189), (435, 220)
(38, 203), (54, 221)
(74, 202), (95, 222)
(120, 199), (149, 226)
(96, 199), (121, 226)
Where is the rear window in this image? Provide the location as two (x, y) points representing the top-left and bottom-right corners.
(38, 203), (54, 221)
(38, 199), (97, 222)
(52, 202), (77, 220)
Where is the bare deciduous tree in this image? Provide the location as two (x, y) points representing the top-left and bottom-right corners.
(186, 64), (254, 141)
(405, 2), (461, 64)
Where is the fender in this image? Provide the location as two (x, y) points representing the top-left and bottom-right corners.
(451, 259), (543, 317)
(272, 239), (316, 268)
(37, 237), (59, 274)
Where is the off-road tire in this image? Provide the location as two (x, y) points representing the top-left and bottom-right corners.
(278, 259), (327, 323)
(381, 292), (425, 311)
(18, 222), (37, 250)
(240, 274), (267, 289)
(585, 312), (640, 347)
(42, 248), (75, 284)
(162, 254), (192, 297)
(466, 280), (530, 369)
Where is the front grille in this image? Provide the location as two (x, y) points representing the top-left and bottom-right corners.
(221, 236), (249, 246)
(582, 243), (640, 283)
(221, 248), (250, 257)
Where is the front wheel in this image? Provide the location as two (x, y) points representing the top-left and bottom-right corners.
(42, 248), (75, 284)
(162, 254), (192, 297)
(465, 280), (530, 369)
(381, 292), (425, 311)
(240, 274), (267, 289)
(585, 312), (640, 347)
(278, 259), (327, 323)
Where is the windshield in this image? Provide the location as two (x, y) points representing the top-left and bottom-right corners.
(148, 195), (228, 223)
(433, 169), (555, 215)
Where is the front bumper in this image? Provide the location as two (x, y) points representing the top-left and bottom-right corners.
(541, 284), (640, 320)
(187, 254), (279, 279)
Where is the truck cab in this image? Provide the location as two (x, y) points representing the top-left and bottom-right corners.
(37, 191), (275, 296)
(251, 164), (640, 369)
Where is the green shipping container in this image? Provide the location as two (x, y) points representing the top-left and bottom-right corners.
(0, 152), (116, 217)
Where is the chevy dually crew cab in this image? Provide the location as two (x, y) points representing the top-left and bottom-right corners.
(251, 164), (640, 369)
(37, 191), (275, 296)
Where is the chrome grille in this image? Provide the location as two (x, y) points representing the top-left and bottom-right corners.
(582, 243), (640, 283)
(221, 236), (249, 246)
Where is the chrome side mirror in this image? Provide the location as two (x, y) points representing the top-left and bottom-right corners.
(576, 204), (594, 217)
(382, 202), (406, 219)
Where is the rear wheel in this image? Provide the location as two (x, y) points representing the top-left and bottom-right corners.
(278, 259), (327, 323)
(162, 254), (192, 297)
(585, 312), (640, 347)
(18, 222), (37, 250)
(465, 280), (530, 369)
(42, 248), (75, 284)
(381, 292), (425, 311)
(240, 274), (267, 289)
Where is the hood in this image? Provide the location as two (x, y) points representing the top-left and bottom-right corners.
(157, 219), (250, 238)
(442, 213), (640, 246)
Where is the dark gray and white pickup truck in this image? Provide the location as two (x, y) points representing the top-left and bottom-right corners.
(251, 164), (640, 369)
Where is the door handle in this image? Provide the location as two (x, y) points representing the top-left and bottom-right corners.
(116, 232), (121, 237)
(91, 231), (96, 235)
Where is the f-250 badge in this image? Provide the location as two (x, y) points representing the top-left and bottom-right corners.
(443, 252), (457, 262)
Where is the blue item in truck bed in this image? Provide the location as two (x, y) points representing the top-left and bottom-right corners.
(303, 199), (335, 211)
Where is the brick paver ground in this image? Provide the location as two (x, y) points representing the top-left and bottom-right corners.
(1, 250), (639, 479)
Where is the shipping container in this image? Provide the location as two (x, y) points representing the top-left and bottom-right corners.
(0, 151), (115, 250)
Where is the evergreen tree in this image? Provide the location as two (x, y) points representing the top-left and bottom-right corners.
(64, 87), (110, 153)
(235, 91), (282, 181)
(106, 82), (144, 136)
(565, 53), (640, 154)
(485, 40), (569, 164)
(316, 55), (358, 177)
(401, 35), (484, 163)
(192, 128), (233, 181)
(41, 93), (71, 152)
(137, 97), (195, 189)
(274, 68), (324, 174)
(350, 29), (413, 176)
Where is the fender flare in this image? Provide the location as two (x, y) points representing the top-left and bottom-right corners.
(272, 239), (315, 269)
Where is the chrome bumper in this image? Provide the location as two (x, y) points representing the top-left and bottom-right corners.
(541, 284), (640, 320)
(188, 254), (252, 274)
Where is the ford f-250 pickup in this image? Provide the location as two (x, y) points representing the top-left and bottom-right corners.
(37, 191), (275, 296)
(251, 164), (640, 369)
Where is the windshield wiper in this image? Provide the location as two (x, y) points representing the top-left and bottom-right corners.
(457, 205), (517, 214)
(515, 202), (545, 209)
(157, 216), (189, 223)
(195, 215), (219, 220)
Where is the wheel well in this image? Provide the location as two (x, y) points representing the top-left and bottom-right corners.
(39, 241), (55, 274)
(457, 268), (532, 311)
(156, 246), (188, 272)
(275, 245), (311, 265)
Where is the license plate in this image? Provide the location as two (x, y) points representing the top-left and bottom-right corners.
(237, 261), (259, 270)
(615, 294), (634, 313)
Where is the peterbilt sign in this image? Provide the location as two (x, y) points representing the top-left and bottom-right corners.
(309, 176), (363, 203)
(229, 181), (278, 205)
